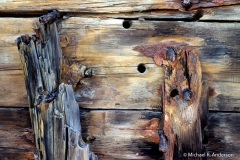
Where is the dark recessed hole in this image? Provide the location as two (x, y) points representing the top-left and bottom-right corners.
(202, 136), (209, 145)
(137, 63), (146, 73)
(170, 89), (179, 98)
(122, 20), (132, 29)
(202, 132), (209, 145)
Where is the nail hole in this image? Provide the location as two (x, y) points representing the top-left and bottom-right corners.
(115, 103), (120, 106)
(122, 20), (132, 29)
(170, 89), (179, 98)
(137, 63), (146, 73)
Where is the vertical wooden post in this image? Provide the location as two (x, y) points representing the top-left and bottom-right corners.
(17, 11), (97, 160)
(134, 41), (208, 160)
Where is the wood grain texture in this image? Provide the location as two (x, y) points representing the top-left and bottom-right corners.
(0, 70), (28, 107)
(0, 149), (34, 160)
(1, 17), (239, 111)
(0, 108), (35, 160)
(17, 12), (98, 159)
(205, 113), (240, 160)
(201, 5), (240, 21)
(1, 108), (239, 160)
(0, 0), (240, 14)
(134, 41), (209, 159)
(80, 110), (162, 160)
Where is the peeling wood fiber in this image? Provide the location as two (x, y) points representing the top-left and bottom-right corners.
(0, 1), (240, 160)
(17, 11), (97, 160)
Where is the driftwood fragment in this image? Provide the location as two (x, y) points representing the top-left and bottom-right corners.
(17, 11), (97, 160)
(134, 41), (208, 160)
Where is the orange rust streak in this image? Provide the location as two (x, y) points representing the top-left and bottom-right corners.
(141, 118), (160, 144)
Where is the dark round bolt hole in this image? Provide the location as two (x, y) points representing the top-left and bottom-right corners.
(170, 89), (179, 98)
(137, 63), (146, 73)
(122, 20), (132, 29)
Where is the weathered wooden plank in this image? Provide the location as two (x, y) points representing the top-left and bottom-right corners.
(0, 107), (31, 130)
(201, 5), (240, 21)
(2, 69), (239, 111)
(0, 0), (239, 13)
(205, 113), (240, 160)
(58, 18), (240, 111)
(134, 41), (210, 158)
(209, 81), (240, 112)
(0, 18), (34, 69)
(0, 108), (34, 157)
(0, 149), (34, 160)
(0, 107), (239, 159)
(0, 18), (240, 111)
(17, 12), (98, 159)
(80, 110), (162, 160)
(0, 70), (28, 107)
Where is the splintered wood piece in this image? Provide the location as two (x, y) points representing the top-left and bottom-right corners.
(17, 11), (97, 160)
(134, 41), (209, 159)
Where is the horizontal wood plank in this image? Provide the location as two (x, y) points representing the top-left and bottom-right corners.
(205, 113), (240, 160)
(0, 18), (240, 111)
(0, 108), (34, 160)
(201, 5), (240, 21)
(0, 108), (239, 159)
(0, 149), (34, 160)
(80, 110), (162, 160)
(0, 70), (28, 107)
(0, 0), (240, 14)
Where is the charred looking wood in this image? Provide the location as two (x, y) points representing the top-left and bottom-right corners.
(16, 35), (31, 49)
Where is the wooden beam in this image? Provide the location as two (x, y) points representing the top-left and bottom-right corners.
(0, 70), (28, 107)
(0, 108), (34, 149)
(134, 41), (209, 159)
(1, 108), (239, 159)
(0, 17), (239, 112)
(0, 149), (35, 160)
(0, 0), (240, 14)
(205, 113), (240, 159)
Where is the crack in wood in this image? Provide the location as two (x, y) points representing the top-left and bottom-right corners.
(17, 11), (97, 160)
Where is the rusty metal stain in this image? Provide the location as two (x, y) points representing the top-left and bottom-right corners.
(141, 118), (160, 144)
(135, 41), (207, 159)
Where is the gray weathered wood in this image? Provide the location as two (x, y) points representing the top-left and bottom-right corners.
(1, 108), (239, 160)
(0, 17), (240, 112)
(17, 11), (97, 160)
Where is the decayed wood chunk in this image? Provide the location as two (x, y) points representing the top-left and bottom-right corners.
(17, 11), (97, 160)
(135, 41), (208, 159)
